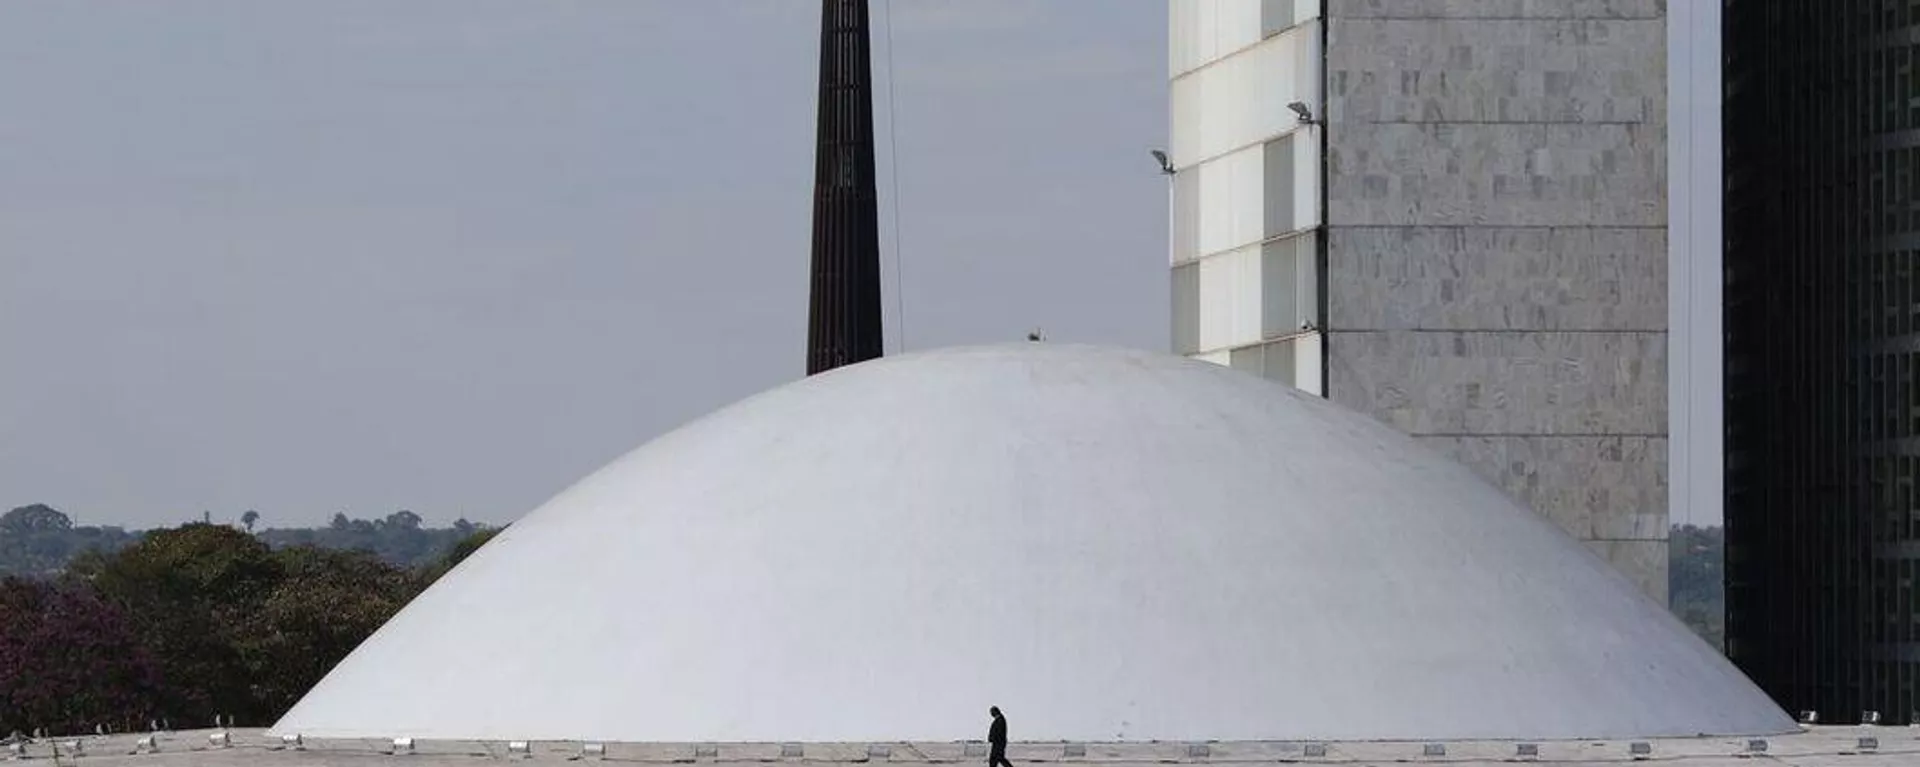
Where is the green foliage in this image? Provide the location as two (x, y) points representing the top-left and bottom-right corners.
(0, 505), (138, 578)
(73, 524), (280, 723)
(417, 526), (505, 587)
(52, 519), (486, 727)
(256, 512), (481, 570)
(235, 547), (417, 717)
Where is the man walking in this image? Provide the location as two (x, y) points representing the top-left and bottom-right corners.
(987, 706), (1012, 767)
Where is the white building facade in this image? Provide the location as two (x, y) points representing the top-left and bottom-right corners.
(1169, 0), (1671, 602)
(1170, 0), (1326, 394)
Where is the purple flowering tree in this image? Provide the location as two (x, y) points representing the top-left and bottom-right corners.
(0, 577), (162, 736)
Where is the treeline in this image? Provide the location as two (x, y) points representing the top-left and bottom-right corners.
(0, 504), (494, 577)
(0, 506), (500, 736)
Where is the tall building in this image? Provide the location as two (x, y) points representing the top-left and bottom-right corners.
(807, 0), (884, 375)
(1168, 0), (1671, 601)
(1723, 0), (1920, 725)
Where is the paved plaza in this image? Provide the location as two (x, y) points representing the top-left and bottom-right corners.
(5, 727), (1913, 767)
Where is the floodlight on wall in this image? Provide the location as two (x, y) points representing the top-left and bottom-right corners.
(1150, 149), (1175, 175)
(29, 728), (42, 740)
(1287, 101), (1317, 125)
(1799, 710), (1819, 724)
(134, 735), (158, 754)
(281, 733), (305, 750)
(1862, 710), (1882, 725)
(582, 742), (608, 759)
(392, 737), (415, 754)
(208, 731), (231, 749)
(508, 741), (533, 758)
(1628, 742), (1652, 759)
(94, 724), (107, 736)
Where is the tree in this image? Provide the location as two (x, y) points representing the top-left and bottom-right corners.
(0, 577), (162, 735)
(385, 510), (422, 531)
(234, 547), (417, 718)
(417, 526), (503, 587)
(240, 511), (260, 534)
(72, 524), (283, 724)
(0, 505), (72, 536)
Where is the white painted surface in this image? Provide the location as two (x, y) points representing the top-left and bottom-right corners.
(1195, 243), (1262, 350)
(1169, 0), (1263, 77)
(1667, 1), (1723, 525)
(275, 345), (1792, 744)
(1170, 0), (1319, 78)
(1169, 27), (1320, 166)
(1173, 137), (1320, 264)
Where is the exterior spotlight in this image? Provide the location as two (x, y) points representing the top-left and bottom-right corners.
(582, 742), (608, 759)
(281, 733), (305, 750)
(1150, 149), (1176, 175)
(392, 737), (415, 754)
(208, 731), (231, 749)
(1862, 710), (1881, 724)
(135, 735), (159, 754)
(508, 740), (533, 757)
(1628, 742), (1652, 759)
(1287, 101), (1316, 124)
(1799, 710), (1819, 724)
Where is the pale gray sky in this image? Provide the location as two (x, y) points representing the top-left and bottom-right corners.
(0, 2), (1719, 528)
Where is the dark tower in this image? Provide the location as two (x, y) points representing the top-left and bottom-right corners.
(1723, 0), (1920, 723)
(807, 0), (884, 375)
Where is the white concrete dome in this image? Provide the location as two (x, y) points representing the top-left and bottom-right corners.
(274, 344), (1792, 743)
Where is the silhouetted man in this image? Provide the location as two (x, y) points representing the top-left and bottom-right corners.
(987, 706), (1012, 767)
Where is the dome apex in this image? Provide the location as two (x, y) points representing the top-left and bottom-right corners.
(276, 344), (1791, 743)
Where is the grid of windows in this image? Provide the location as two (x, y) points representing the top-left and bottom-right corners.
(1724, 0), (1920, 724)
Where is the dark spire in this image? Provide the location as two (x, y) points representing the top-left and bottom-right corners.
(807, 0), (884, 376)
